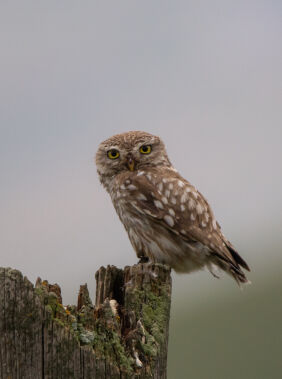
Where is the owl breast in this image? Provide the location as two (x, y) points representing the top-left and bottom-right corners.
(109, 174), (211, 273)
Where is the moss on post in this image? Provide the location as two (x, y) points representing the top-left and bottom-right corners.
(0, 263), (171, 378)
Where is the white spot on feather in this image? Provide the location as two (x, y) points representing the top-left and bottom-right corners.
(192, 191), (198, 199)
(162, 178), (168, 183)
(137, 171), (145, 176)
(168, 208), (175, 217)
(212, 219), (217, 230)
(165, 189), (170, 198)
(120, 184), (126, 190)
(146, 174), (152, 181)
(144, 209), (155, 217)
(168, 183), (174, 190)
(154, 200), (164, 209)
(178, 180), (184, 188)
(180, 204), (185, 212)
(181, 193), (188, 203)
(161, 196), (168, 204)
(157, 182), (163, 192)
(137, 193), (147, 201)
(190, 213), (196, 221)
(196, 203), (204, 215)
(171, 197), (177, 204)
(188, 198), (196, 210)
(128, 184), (137, 190)
(164, 214), (174, 227)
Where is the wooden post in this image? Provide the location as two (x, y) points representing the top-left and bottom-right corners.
(0, 263), (171, 378)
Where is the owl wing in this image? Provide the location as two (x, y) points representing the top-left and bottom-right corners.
(123, 168), (249, 274)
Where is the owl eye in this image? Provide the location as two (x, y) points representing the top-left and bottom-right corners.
(107, 149), (120, 159)
(139, 145), (152, 154)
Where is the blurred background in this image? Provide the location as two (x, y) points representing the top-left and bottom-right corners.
(1, 1), (281, 378)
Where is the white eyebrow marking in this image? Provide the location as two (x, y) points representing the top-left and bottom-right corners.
(137, 171), (145, 176)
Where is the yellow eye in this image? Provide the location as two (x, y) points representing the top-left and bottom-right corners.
(107, 149), (120, 159)
(139, 145), (152, 154)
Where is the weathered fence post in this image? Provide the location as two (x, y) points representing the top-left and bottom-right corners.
(0, 263), (171, 378)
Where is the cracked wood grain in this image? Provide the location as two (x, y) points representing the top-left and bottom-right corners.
(0, 263), (171, 379)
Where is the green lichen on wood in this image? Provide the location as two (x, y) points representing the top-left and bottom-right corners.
(34, 278), (135, 375)
(1, 264), (171, 378)
(93, 318), (134, 375)
(125, 285), (171, 362)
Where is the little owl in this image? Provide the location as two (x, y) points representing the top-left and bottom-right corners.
(96, 131), (250, 284)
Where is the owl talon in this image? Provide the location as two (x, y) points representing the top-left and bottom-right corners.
(138, 256), (149, 264)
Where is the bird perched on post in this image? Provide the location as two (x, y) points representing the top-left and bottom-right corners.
(96, 131), (250, 285)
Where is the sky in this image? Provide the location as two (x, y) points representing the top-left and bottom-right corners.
(0, 1), (282, 305)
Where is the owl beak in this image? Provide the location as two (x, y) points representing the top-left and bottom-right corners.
(127, 157), (135, 171)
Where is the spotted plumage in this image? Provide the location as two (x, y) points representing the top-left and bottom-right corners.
(96, 131), (250, 285)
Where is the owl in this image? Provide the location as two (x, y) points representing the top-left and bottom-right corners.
(96, 131), (250, 285)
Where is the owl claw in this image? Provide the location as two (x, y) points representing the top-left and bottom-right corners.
(138, 256), (149, 264)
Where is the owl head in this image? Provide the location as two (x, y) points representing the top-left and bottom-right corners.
(96, 131), (171, 185)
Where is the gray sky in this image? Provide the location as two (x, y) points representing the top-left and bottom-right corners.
(1, 1), (282, 303)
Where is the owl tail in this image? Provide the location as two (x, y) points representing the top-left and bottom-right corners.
(229, 265), (251, 287)
(227, 245), (251, 286)
(211, 246), (251, 287)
